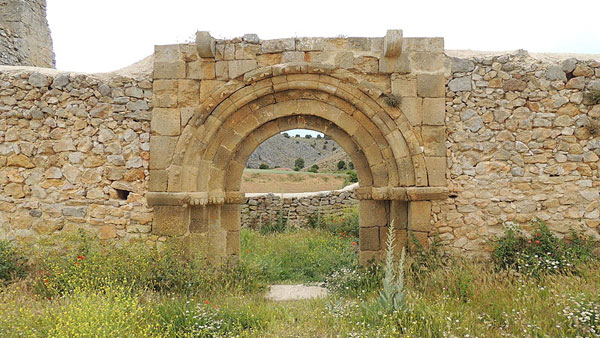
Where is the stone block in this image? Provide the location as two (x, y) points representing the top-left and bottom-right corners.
(195, 31), (215, 58)
(99, 225), (117, 240)
(359, 200), (388, 227)
(260, 38), (295, 53)
(282, 51), (305, 63)
(398, 97), (422, 126)
(421, 126), (446, 157)
(153, 80), (178, 108)
(215, 61), (229, 80)
(187, 61), (215, 80)
(150, 136), (177, 169)
(153, 206), (189, 236)
(151, 108), (180, 136)
(200, 80), (225, 102)
(178, 80), (200, 107)
(379, 227), (408, 251)
(404, 38), (444, 53)
(426, 157), (446, 186)
(296, 37), (325, 51)
(360, 250), (383, 265)
(391, 76), (417, 97)
(408, 52), (445, 73)
(359, 226), (380, 251)
(155, 44), (183, 62)
(379, 54), (410, 74)
(183, 232), (208, 260)
(422, 98), (445, 126)
(154, 61), (186, 79)
(149, 170), (168, 191)
(384, 29), (403, 57)
(228, 60), (258, 79)
(408, 231), (429, 251)
(226, 231), (240, 257)
(389, 200), (408, 229)
(235, 43), (259, 59)
(208, 229), (227, 264)
(221, 204), (241, 231)
(190, 206), (208, 233)
(408, 201), (431, 232)
(417, 74), (445, 97)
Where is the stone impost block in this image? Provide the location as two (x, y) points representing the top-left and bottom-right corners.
(426, 157), (447, 186)
(150, 136), (177, 169)
(384, 29), (403, 57)
(417, 74), (445, 98)
(188, 61), (216, 80)
(151, 108), (181, 136)
(359, 226), (380, 251)
(149, 170), (168, 192)
(153, 206), (189, 236)
(422, 98), (445, 126)
(196, 31), (216, 58)
(229, 60), (258, 79)
(359, 199), (388, 227)
(154, 61), (186, 79)
(408, 201), (431, 232)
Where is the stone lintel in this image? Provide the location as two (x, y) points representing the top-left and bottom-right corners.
(146, 191), (246, 206)
(354, 186), (448, 201)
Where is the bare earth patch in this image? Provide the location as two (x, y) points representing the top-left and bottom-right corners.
(265, 284), (329, 301)
(241, 169), (346, 193)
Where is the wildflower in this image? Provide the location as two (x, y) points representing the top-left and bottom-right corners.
(352, 242), (357, 245)
(43, 278), (49, 284)
(527, 240), (532, 244)
(535, 240), (540, 244)
(77, 255), (85, 260)
(205, 300), (210, 304)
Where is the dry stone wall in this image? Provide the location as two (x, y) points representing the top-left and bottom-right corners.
(0, 66), (153, 242)
(242, 185), (358, 228)
(0, 0), (55, 68)
(434, 51), (600, 256)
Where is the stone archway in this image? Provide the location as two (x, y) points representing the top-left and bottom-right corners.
(147, 30), (448, 264)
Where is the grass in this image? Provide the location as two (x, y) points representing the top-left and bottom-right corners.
(0, 214), (598, 337)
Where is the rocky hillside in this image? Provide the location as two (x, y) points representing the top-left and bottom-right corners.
(247, 134), (351, 170)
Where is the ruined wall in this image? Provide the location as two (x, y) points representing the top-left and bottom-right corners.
(0, 66), (153, 242)
(434, 51), (600, 256)
(0, 0), (55, 67)
(241, 185), (358, 228)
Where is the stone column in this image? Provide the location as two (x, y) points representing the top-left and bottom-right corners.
(407, 201), (432, 250)
(221, 203), (241, 259)
(358, 199), (389, 264)
(206, 204), (227, 265)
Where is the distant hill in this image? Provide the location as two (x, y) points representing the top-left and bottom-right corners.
(247, 134), (352, 171)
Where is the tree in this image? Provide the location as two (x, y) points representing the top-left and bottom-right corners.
(308, 164), (319, 173)
(337, 160), (347, 170)
(305, 134), (312, 139)
(282, 132), (290, 138)
(294, 158), (305, 170)
(316, 134), (322, 139)
(259, 163), (269, 169)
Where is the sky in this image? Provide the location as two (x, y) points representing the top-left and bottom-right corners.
(45, 0), (600, 137)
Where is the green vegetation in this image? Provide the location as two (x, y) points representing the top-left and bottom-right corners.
(0, 214), (598, 337)
(308, 164), (319, 173)
(258, 163), (269, 169)
(294, 157), (305, 171)
(337, 160), (346, 170)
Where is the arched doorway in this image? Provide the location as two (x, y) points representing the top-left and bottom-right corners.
(147, 31), (448, 264)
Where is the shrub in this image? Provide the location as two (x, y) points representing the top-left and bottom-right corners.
(337, 160), (347, 170)
(259, 163), (269, 169)
(294, 157), (305, 169)
(305, 134), (312, 139)
(492, 220), (596, 276)
(282, 132), (290, 138)
(343, 170), (358, 186)
(308, 164), (319, 173)
(307, 207), (359, 238)
(0, 240), (26, 284)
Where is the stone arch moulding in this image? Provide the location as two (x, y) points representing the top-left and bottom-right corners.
(147, 30), (448, 264)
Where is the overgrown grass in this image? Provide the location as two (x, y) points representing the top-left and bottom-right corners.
(0, 217), (598, 337)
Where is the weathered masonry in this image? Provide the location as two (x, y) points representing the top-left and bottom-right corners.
(146, 31), (448, 264)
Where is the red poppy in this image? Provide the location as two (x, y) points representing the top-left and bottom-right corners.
(535, 233), (540, 237)
(527, 240), (532, 244)
(535, 240), (540, 244)
(74, 262), (80, 266)
(43, 278), (49, 284)
(77, 255), (85, 260)
(352, 242), (357, 245)
(205, 300), (210, 304)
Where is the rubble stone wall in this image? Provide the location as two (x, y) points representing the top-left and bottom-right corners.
(241, 187), (358, 228)
(0, 0), (55, 67)
(0, 66), (153, 242)
(435, 51), (600, 256)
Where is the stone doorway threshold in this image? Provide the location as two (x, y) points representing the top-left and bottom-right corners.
(265, 284), (328, 301)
